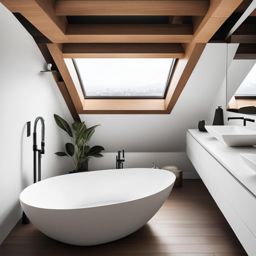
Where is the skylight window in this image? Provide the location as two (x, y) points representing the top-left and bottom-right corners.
(235, 63), (256, 97)
(73, 58), (175, 98)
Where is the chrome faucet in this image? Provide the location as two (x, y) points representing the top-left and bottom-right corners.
(33, 117), (45, 183)
(116, 150), (125, 169)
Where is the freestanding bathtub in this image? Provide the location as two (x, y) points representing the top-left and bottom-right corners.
(20, 168), (175, 246)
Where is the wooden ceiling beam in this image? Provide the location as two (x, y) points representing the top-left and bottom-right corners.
(234, 43), (256, 59)
(231, 34), (256, 43)
(62, 43), (185, 58)
(65, 24), (193, 43)
(165, 0), (243, 113)
(1, 0), (67, 42)
(55, 0), (209, 16)
(251, 9), (256, 16)
(192, 0), (244, 43)
(231, 24), (256, 43)
(226, 0), (256, 39)
(47, 44), (84, 112)
(165, 44), (206, 112)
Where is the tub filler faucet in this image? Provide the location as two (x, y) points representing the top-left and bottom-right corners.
(116, 150), (125, 169)
(23, 116), (45, 225)
(33, 117), (45, 183)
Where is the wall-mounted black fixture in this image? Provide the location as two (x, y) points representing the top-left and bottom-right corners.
(228, 117), (255, 126)
(116, 150), (125, 169)
(26, 121), (31, 137)
(22, 121), (31, 224)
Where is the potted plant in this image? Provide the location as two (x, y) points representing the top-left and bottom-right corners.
(54, 114), (104, 172)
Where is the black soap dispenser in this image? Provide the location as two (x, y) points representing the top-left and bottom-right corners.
(213, 106), (224, 125)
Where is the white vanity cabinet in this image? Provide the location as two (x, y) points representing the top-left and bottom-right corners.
(187, 130), (256, 256)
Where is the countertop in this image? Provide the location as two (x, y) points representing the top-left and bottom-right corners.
(188, 129), (256, 197)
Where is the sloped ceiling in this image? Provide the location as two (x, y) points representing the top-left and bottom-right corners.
(80, 44), (228, 152)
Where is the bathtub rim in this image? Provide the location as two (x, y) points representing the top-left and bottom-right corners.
(20, 168), (176, 211)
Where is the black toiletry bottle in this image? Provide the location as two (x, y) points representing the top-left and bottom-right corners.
(213, 106), (224, 125)
(198, 120), (207, 132)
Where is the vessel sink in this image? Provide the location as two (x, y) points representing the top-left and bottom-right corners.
(205, 125), (256, 147)
(241, 154), (256, 172)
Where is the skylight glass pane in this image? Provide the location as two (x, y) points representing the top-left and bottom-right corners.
(235, 63), (256, 96)
(74, 58), (174, 98)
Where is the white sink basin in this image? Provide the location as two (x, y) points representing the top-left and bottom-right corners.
(205, 125), (256, 147)
(241, 154), (256, 172)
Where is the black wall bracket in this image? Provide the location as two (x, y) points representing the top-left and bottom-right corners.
(27, 121), (31, 137)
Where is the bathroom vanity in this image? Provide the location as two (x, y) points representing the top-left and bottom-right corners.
(187, 130), (256, 256)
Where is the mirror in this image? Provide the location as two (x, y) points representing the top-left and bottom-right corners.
(226, 43), (256, 115)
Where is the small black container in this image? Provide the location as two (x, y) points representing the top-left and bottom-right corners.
(198, 120), (207, 132)
(213, 106), (224, 125)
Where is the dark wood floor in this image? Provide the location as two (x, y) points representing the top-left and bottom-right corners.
(0, 180), (247, 256)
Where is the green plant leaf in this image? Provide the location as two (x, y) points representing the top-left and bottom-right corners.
(83, 145), (90, 154)
(85, 125), (99, 141)
(65, 143), (75, 156)
(94, 153), (103, 158)
(88, 145), (104, 156)
(72, 121), (86, 132)
(72, 121), (80, 131)
(54, 114), (73, 137)
(55, 152), (68, 156)
(75, 123), (87, 145)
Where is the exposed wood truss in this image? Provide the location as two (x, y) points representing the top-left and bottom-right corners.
(234, 43), (256, 59)
(65, 24), (194, 43)
(2, 0), (244, 114)
(62, 43), (185, 58)
(231, 23), (256, 43)
(212, 1), (256, 59)
(55, 1), (209, 16)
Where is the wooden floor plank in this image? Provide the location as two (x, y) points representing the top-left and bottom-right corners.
(0, 180), (247, 256)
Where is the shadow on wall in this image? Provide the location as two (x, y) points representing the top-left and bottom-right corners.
(0, 121), (27, 243)
(0, 122), (31, 243)
(20, 123), (30, 190)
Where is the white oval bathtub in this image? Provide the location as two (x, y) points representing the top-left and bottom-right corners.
(20, 168), (175, 246)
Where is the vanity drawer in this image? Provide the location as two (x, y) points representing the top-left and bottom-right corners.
(187, 132), (256, 256)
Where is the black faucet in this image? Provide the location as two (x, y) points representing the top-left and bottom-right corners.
(23, 116), (45, 225)
(228, 117), (255, 126)
(33, 117), (45, 183)
(116, 150), (125, 169)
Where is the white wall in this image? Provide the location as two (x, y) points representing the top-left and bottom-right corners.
(0, 4), (73, 244)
